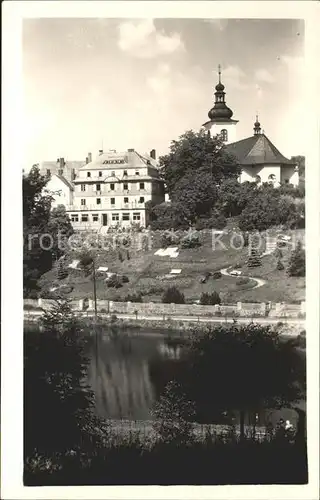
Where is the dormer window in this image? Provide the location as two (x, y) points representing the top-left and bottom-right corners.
(87, 172), (91, 178)
(111, 171), (115, 177)
(123, 183), (128, 190)
(221, 129), (228, 142)
(99, 171), (102, 177)
(123, 170), (128, 176)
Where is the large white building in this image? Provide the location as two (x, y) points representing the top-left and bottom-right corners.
(62, 148), (165, 230)
(202, 66), (299, 187)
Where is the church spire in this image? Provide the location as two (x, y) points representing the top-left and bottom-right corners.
(208, 64), (234, 121)
(254, 114), (261, 135)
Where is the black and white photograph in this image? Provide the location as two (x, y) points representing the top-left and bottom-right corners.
(2, 1), (319, 498)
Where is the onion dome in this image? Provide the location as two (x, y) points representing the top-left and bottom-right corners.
(208, 64), (234, 121)
(253, 115), (262, 135)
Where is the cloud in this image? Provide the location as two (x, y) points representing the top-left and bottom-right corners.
(222, 65), (249, 90)
(254, 68), (275, 83)
(205, 19), (228, 31)
(117, 19), (184, 58)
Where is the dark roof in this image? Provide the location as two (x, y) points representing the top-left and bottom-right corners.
(225, 134), (296, 166)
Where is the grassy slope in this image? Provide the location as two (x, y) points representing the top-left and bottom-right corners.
(39, 230), (305, 303)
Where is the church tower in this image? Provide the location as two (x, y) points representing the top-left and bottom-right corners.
(202, 65), (238, 144)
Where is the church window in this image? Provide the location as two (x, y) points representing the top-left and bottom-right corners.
(221, 129), (228, 142)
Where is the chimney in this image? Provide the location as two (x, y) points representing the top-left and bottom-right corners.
(150, 149), (156, 160)
(72, 168), (76, 180)
(98, 149), (103, 155)
(85, 157), (89, 164)
(88, 152), (92, 163)
(128, 148), (135, 152)
(59, 157), (65, 167)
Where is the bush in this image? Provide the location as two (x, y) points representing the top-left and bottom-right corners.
(212, 271), (222, 279)
(200, 291), (221, 305)
(180, 231), (201, 249)
(287, 241), (305, 277)
(125, 293), (143, 303)
(57, 261), (68, 280)
(122, 275), (130, 283)
(273, 248), (283, 259)
(234, 262), (242, 269)
(161, 230), (180, 248)
(276, 260), (284, 271)
(236, 277), (250, 286)
(106, 275), (123, 288)
(195, 214), (227, 230)
(162, 286), (185, 304)
(59, 285), (74, 294)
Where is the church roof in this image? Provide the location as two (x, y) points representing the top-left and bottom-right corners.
(225, 134), (296, 166)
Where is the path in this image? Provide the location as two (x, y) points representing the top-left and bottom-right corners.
(220, 268), (266, 289)
(24, 310), (305, 332)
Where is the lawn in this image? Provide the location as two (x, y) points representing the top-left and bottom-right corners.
(38, 229), (305, 304)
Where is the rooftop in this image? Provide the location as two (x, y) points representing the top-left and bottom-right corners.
(225, 134), (296, 166)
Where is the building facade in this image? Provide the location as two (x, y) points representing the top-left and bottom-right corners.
(64, 148), (165, 230)
(202, 66), (299, 186)
(43, 174), (74, 208)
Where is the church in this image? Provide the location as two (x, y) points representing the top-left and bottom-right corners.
(202, 66), (299, 187)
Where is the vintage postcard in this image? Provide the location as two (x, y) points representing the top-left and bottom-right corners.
(1, 1), (319, 499)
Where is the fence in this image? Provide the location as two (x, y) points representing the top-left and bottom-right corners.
(24, 298), (306, 319)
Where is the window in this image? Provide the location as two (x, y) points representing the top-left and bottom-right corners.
(123, 183), (128, 190)
(111, 197), (115, 205)
(96, 184), (101, 191)
(133, 212), (141, 221)
(92, 214), (99, 222)
(221, 129), (228, 142)
(139, 182), (145, 190)
(81, 184), (86, 191)
(123, 170), (128, 176)
(81, 199), (86, 206)
(110, 183), (115, 190)
(99, 171), (103, 177)
(135, 170), (139, 176)
(71, 214), (79, 222)
(111, 171), (115, 177)
(124, 197), (129, 204)
(87, 172), (91, 178)
(139, 196), (145, 204)
(112, 213), (120, 221)
(81, 214), (89, 222)
(96, 198), (101, 205)
(122, 213), (130, 221)
(46, 169), (51, 176)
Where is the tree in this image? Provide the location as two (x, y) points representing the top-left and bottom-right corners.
(200, 291), (221, 305)
(46, 205), (74, 261)
(287, 241), (305, 277)
(150, 202), (190, 230)
(57, 259), (68, 280)
(151, 380), (195, 444)
(23, 166), (53, 295)
(174, 324), (305, 439)
(24, 299), (101, 456)
(216, 179), (258, 218)
(162, 286), (185, 304)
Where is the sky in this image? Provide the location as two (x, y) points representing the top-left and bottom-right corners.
(23, 17), (305, 166)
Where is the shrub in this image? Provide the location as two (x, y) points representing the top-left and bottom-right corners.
(277, 260), (284, 271)
(236, 277), (250, 286)
(162, 286), (185, 304)
(212, 271), (222, 279)
(200, 291), (221, 305)
(122, 275), (130, 283)
(273, 248), (283, 259)
(234, 262), (242, 269)
(126, 250), (130, 260)
(57, 261), (68, 280)
(106, 275), (123, 288)
(195, 214), (227, 230)
(161, 230), (180, 248)
(180, 231), (201, 249)
(118, 251), (123, 262)
(287, 241), (305, 277)
(125, 293), (143, 303)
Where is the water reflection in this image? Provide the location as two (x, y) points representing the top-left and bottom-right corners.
(88, 332), (179, 420)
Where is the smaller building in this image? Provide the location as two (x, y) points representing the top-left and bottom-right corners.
(39, 157), (86, 183)
(225, 118), (299, 186)
(43, 174), (74, 208)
